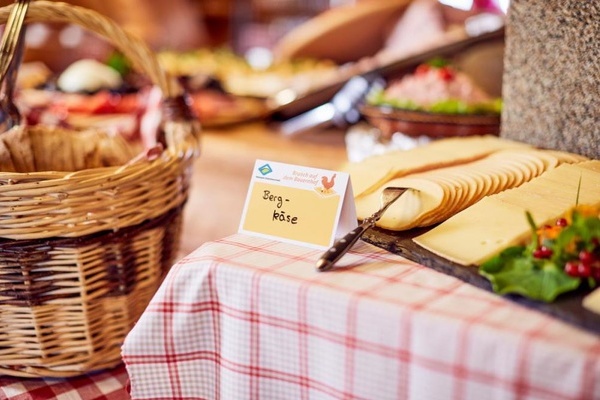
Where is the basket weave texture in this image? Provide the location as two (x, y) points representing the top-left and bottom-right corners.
(0, 1), (200, 377)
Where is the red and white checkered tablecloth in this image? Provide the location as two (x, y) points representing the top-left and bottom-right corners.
(122, 234), (600, 400)
(0, 363), (130, 399)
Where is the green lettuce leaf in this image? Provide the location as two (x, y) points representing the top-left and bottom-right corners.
(480, 246), (580, 302)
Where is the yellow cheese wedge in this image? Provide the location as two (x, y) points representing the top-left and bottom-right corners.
(413, 197), (546, 265)
(413, 161), (600, 266)
(583, 287), (600, 315)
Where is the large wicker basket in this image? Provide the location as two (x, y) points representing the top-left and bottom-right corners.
(0, 1), (200, 378)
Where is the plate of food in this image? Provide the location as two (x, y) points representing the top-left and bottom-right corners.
(16, 56), (151, 142)
(158, 48), (340, 127)
(360, 58), (502, 139)
(158, 48), (271, 127)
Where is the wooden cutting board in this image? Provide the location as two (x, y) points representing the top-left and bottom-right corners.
(362, 226), (600, 335)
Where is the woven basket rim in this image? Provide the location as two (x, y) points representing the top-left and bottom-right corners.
(0, 0), (201, 162)
(0, 1), (200, 239)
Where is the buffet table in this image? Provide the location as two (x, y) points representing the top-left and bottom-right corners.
(2, 122), (599, 399)
(122, 234), (600, 400)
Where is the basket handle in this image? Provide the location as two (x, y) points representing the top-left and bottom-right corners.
(0, 1), (200, 152)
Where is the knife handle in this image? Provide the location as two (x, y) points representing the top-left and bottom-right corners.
(316, 219), (373, 272)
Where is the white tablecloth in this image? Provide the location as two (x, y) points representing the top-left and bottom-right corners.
(122, 234), (600, 399)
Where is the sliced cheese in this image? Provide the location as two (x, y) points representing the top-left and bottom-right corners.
(357, 148), (570, 231)
(542, 149), (590, 164)
(345, 135), (531, 198)
(413, 161), (600, 266)
(355, 178), (444, 230)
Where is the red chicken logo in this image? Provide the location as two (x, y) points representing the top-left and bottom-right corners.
(321, 173), (336, 191)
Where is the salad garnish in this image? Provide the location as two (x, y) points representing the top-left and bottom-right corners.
(480, 201), (600, 302)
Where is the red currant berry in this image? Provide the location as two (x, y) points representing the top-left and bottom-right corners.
(592, 267), (600, 280)
(555, 218), (568, 227)
(533, 246), (553, 259)
(579, 250), (595, 264)
(578, 262), (592, 278)
(564, 261), (579, 277)
(591, 237), (600, 247)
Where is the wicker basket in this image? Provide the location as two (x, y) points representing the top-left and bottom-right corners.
(0, 1), (200, 378)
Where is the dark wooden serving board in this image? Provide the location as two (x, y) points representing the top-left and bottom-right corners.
(362, 227), (600, 336)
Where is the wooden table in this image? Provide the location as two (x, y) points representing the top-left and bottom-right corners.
(179, 122), (349, 256)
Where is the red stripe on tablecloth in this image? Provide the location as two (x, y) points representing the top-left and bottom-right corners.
(343, 294), (359, 397)
(384, 256), (428, 399)
(159, 261), (183, 398)
(396, 309), (412, 399)
(9, 386), (60, 400)
(390, 270), (463, 399)
(195, 237), (412, 279)
(207, 263), (222, 400)
(512, 318), (553, 398)
(338, 268), (506, 310)
(451, 301), (499, 400)
(298, 281), (311, 400)
(146, 287), (504, 330)
(249, 269), (263, 399)
(579, 342), (600, 398)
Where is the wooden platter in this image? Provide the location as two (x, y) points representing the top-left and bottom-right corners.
(362, 226), (600, 336)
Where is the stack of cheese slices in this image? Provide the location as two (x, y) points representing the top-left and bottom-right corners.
(414, 160), (600, 266)
(345, 135), (597, 265)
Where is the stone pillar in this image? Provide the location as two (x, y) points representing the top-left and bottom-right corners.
(501, 1), (599, 159)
